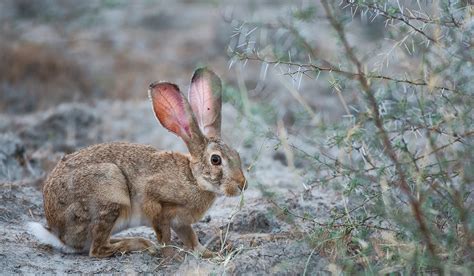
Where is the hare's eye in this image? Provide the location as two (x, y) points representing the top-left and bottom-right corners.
(210, 154), (222, 166)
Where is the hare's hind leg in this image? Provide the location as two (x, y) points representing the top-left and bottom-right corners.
(72, 163), (154, 257)
(109, 237), (156, 253)
(88, 202), (124, 257)
(89, 203), (155, 257)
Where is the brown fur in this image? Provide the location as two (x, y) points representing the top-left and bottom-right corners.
(39, 68), (246, 259)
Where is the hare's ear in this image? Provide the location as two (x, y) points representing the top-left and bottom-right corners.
(149, 82), (205, 156)
(188, 67), (222, 138)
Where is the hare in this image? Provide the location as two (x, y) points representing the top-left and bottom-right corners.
(28, 68), (247, 259)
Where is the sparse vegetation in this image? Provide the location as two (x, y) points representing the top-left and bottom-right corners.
(227, 0), (473, 273)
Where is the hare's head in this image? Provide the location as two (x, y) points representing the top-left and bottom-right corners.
(149, 68), (246, 196)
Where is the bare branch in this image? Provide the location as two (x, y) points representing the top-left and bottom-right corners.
(235, 52), (459, 93)
(357, 1), (463, 29)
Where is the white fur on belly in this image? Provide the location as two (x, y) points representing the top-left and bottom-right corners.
(112, 205), (151, 234)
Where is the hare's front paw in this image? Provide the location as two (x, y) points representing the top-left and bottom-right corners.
(161, 247), (184, 262)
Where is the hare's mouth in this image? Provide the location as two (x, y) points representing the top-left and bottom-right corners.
(221, 183), (242, 197)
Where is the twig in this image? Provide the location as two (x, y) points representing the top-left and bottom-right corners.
(358, 2), (462, 28)
(235, 52), (459, 93)
(303, 248), (317, 276)
(268, 199), (396, 232)
(359, 3), (438, 43)
(28, 209), (36, 220)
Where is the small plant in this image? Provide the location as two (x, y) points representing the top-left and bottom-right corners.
(227, 0), (473, 273)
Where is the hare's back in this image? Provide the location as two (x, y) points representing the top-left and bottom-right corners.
(43, 142), (159, 194)
(54, 142), (159, 168)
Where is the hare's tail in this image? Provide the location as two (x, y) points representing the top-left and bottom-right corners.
(27, 222), (79, 253)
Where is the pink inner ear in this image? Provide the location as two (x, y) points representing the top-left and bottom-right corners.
(149, 82), (191, 139)
(189, 78), (215, 126)
(189, 69), (221, 137)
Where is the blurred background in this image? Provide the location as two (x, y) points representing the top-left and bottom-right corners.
(0, 0), (239, 112)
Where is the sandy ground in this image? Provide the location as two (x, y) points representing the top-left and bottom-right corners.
(0, 101), (340, 274)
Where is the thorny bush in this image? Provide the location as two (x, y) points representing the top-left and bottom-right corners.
(227, 0), (473, 273)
